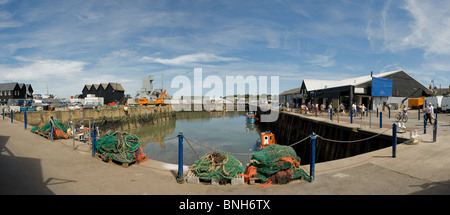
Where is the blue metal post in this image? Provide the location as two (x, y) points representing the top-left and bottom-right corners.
(310, 133), (317, 181)
(418, 109), (420, 121)
(388, 107), (391, 119)
(350, 109), (353, 124)
(330, 109), (332, 121)
(377, 107), (379, 118)
(24, 111), (27, 130)
(178, 132), (184, 182)
(11, 110), (13, 123)
(91, 122), (97, 157)
(379, 112), (382, 128)
(2, 108), (4, 120)
(50, 116), (54, 140)
(315, 109), (317, 117)
(392, 123), (397, 158)
(433, 112), (437, 142)
(423, 114), (426, 134)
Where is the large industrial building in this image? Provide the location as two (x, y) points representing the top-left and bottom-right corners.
(281, 70), (433, 110)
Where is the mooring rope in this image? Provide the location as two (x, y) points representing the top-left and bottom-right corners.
(316, 128), (392, 143)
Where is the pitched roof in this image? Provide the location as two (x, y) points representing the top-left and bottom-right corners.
(324, 70), (401, 89)
(303, 79), (337, 91)
(280, 87), (301, 96)
(0, 82), (19, 91)
(108, 83), (124, 91)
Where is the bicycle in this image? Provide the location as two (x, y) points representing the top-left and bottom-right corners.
(395, 111), (408, 123)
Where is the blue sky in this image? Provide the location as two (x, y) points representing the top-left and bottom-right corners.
(1, 0), (449, 98)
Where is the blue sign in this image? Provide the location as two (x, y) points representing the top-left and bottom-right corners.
(372, 77), (393, 97)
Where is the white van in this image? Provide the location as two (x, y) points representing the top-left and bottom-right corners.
(441, 97), (450, 112)
(426, 96), (443, 112)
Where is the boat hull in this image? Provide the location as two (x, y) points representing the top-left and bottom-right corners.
(246, 118), (256, 123)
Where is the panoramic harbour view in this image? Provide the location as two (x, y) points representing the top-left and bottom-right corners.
(1, 1), (450, 209)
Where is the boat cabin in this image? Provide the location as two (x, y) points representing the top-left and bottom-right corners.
(261, 131), (276, 149)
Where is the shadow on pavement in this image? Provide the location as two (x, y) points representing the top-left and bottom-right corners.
(0, 135), (54, 195)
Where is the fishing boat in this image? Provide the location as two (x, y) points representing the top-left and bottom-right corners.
(255, 131), (276, 151)
(245, 111), (258, 123)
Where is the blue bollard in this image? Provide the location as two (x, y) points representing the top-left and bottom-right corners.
(11, 110), (13, 123)
(24, 111), (27, 130)
(392, 123), (397, 158)
(310, 133), (317, 181)
(178, 132), (184, 182)
(330, 109), (332, 121)
(91, 122), (97, 157)
(2, 108), (4, 120)
(50, 116), (54, 140)
(350, 109), (353, 124)
(433, 112), (437, 142)
(418, 109), (420, 121)
(388, 107), (391, 119)
(423, 114), (426, 134)
(377, 108), (379, 118)
(379, 112), (382, 128)
(315, 109), (317, 117)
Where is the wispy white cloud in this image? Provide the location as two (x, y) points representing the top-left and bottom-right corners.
(366, 0), (450, 56)
(0, 10), (22, 28)
(140, 53), (241, 66)
(401, 0), (450, 56)
(304, 50), (336, 68)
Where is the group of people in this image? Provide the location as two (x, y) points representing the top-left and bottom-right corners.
(281, 101), (436, 125)
(350, 102), (367, 118)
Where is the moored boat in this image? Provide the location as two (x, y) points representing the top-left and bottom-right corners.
(255, 131), (276, 151)
(245, 111), (258, 123)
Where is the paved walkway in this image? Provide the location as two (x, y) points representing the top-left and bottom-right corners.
(1, 112), (449, 195)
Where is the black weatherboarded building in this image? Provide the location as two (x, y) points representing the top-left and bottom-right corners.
(0, 82), (34, 105)
(81, 82), (125, 105)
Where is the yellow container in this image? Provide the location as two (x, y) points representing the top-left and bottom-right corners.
(408, 97), (424, 108)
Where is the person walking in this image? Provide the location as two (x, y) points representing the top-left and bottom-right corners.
(339, 103), (345, 115)
(425, 102), (434, 124)
(352, 102), (357, 117)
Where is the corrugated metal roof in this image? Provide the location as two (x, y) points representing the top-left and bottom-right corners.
(324, 70), (400, 89)
(303, 79), (337, 91)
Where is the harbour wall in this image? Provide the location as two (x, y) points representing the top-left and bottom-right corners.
(257, 110), (408, 165)
(6, 105), (175, 129)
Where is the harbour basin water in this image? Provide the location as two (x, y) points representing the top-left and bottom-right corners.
(125, 111), (262, 166)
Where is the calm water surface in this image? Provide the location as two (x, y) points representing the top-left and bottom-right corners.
(126, 111), (262, 166)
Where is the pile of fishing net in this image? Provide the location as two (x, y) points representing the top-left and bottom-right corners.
(31, 120), (68, 139)
(95, 131), (148, 164)
(191, 152), (244, 184)
(240, 144), (311, 186)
